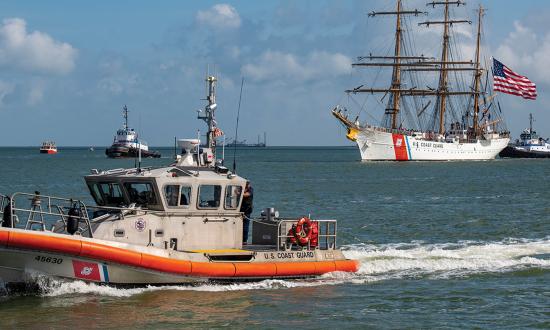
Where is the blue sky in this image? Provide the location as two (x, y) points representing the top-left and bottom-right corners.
(0, 0), (548, 146)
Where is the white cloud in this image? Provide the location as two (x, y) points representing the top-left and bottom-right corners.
(0, 18), (77, 75)
(242, 50), (352, 82)
(196, 4), (241, 29)
(98, 74), (139, 95)
(495, 21), (550, 84)
(0, 80), (15, 108)
(28, 81), (45, 106)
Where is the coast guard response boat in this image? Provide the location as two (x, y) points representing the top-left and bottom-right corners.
(0, 76), (357, 288)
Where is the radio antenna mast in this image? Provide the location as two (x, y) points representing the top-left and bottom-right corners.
(233, 78), (244, 173)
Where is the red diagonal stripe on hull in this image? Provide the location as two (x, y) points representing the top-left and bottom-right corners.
(392, 134), (409, 161)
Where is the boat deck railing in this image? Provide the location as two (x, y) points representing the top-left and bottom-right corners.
(277, 219), (337, 251)
(0, 193), (9, 218)
(1, 192), (94, 238)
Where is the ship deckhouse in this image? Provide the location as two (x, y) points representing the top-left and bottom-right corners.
(84, 163), (246, 250)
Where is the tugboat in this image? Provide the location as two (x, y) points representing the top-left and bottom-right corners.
(105, 105), (161, 159)
(499, 113), (550, 158)
(0, 76), (358, 287)
(39, 141), (57, 154)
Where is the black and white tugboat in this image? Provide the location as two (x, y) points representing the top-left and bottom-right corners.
(0, 75), (358, 288)
(105, 105), (161, 159)
(499, 113), (550, 158)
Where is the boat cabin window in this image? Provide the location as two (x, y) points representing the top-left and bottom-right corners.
(180, 186), (191, 206)
(224, 185), (242, 210)
(88, 182), (124, 206)
(164, 185), (191, 207)
(198, 185), (221, 209)
(164, 185), (179, 207)
(124, 182), (157, 207)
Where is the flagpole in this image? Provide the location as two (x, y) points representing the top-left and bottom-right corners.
(222, 135), (225, 163)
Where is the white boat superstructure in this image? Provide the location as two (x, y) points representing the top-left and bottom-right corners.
(112, 105), (149, 150)
(332, 1), (510, 161)
(105, 106), (160, 158)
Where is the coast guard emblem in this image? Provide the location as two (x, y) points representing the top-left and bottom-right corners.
(81, 267), (93, 276)
(135, 218), (146, 232)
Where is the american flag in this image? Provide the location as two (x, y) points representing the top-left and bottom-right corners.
(213, 127), (224, 138)
(493, 58), (536, 100)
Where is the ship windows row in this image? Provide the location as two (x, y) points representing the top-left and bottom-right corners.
(87, 181), (242, 211)
(164, 184), (242, 210)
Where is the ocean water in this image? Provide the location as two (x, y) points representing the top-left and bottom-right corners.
(0, 147), (548, 329)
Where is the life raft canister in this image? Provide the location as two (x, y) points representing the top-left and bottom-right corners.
(288, 216), (319, 247)
(2, 199), (13, 228)
(66, 205), (80, 235)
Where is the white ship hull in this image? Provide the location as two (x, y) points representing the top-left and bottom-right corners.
(355, 127), (509, 161)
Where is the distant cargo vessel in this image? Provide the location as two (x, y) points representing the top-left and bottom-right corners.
(499, 114), (550, 158)
(39, 141), (57, 154)
(105, 106), (161, 159)
(227, 133), (267, 148)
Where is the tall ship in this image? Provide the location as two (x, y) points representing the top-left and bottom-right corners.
(105, 105), (161, 159)
(499, 113), (550, 158)
(0, 75), (357, 288)
(39, 141), (57, 154)
(332, 0), (509, 161)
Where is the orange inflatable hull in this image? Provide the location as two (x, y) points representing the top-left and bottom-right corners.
(0, 230), (359, 279)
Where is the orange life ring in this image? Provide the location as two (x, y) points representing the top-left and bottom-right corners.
(292, 217), (313, 246)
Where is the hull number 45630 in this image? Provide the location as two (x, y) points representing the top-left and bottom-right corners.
(35, 255), (63, 264)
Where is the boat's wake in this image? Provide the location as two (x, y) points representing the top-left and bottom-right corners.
(2, 237), (549, 298)
(339, 236), (550, 282)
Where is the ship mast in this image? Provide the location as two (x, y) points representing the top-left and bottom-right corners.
(122, 105), (129, 130)
(420, 0), (470, 134)
(198, 75), (218, 155)
(472, 5), (484, 137)
(352, 1), (426, 129)
(343, 0), (480, 134)
(390, 0), (403, 129)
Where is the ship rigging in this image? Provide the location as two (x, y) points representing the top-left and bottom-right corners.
(333, 0), (509, 161)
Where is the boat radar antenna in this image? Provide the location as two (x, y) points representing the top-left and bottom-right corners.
(197, 75), (218, 156)
(123, 105), (129, 130)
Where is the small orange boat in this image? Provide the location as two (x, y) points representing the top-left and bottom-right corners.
(39, 141), (57, 154)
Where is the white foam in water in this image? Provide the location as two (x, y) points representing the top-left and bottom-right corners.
(40, 278), (328, 298)
(34, 237), (549, 297)
(342, 237), (550, 280)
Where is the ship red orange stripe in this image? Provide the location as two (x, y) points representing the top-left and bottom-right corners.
(0, 229), (358, 278)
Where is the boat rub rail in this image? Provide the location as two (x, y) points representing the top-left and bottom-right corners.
(0, 229), (358, 278)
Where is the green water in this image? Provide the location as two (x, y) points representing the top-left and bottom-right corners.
(0, 147), (548, 329)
